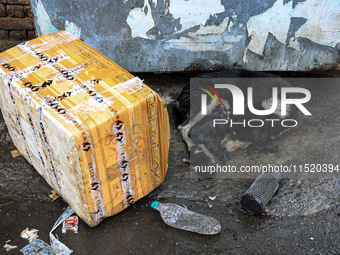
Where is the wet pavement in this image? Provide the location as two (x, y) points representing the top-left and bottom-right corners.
(0, 72), (339, 254)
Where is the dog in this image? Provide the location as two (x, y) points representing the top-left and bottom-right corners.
(176, 69), (299, 166)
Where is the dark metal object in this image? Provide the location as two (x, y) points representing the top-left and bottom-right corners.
(241, 172), (282, 215)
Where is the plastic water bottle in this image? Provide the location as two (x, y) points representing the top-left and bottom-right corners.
(241, 172), (282, 215)
(151, 201), (221, 235)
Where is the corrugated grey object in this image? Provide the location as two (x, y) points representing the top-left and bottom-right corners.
(241, 172), (282, 215)
(30, 0), (339, 72)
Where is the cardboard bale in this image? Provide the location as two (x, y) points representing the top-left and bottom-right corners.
(0, 31), (170, 227)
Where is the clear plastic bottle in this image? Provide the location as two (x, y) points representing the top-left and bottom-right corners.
(151, 201), (221, 235)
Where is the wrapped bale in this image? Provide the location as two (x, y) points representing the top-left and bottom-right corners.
(0, 31), (170, 227)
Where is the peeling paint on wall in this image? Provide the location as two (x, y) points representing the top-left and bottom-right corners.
(126, 0), (155, 39)
(30, 0), (340, 72)
(164, 17), (243, 52)
(65, 21), (81, 39)
(151, 0), (158, 8)
(244, 0), (340, 62)
(33, 0), (58, 36)
(164, 37), (233, 52)
(245, 0), (293, 59)
(168, 0), (225, 32)
(189, 17), (229, 36)
(292, 0), (339, 48)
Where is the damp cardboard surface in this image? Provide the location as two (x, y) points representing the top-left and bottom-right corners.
(0, 31), (170, 227)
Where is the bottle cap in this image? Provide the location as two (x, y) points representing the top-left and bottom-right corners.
(151, 201), (159, 210)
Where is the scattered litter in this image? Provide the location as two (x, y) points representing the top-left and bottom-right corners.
(21, 228), (39, 243)
(225, 228), (238, 241)
(50, 206), (75, 254)
(4, 243), (17, 251)
(207, 202), (213, 208)
(151, 201), (221, 235)
(62, 216), (78, 234)
(182, 158), (190, 164)
(20, 239), (54, 255)
(209, 196), (216, 201)
(310, 237), (314, 240)
(20, 207), (75, 254)
(10, 150), (21, 158)
(49, 190), (60, 200)
(241, 172), (282, 215)
(0, 201), (14, 207)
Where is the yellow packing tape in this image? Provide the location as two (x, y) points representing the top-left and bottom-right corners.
(0, 31), (170, 227)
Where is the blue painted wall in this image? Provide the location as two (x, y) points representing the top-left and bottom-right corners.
(30, 0), (339, 72)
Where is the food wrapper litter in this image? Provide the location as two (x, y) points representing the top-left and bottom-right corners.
(0, 31), (170, 227)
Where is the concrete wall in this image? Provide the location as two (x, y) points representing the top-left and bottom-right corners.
(30, 0), (339, 72)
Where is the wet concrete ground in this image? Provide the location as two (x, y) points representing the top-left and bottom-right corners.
(0, 72), (339, 254)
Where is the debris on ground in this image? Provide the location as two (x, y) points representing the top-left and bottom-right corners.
(0, 201), (14, 207)
(151, 201), (221, 235)
(50, 206), (75, 255)
(241, 172), (282, 215)
(182, 158), (190, 164)
(49, 190), (60, 201)
(10, 150), (21, 158)
(21, 228), (39, 243)
(4, 241), (17, 251)
(20, 208), (75, 254)
(225, 228), (238, 241)
(20, 239), (54, 255)
(62, 216), (79, 234)
(206, 196), (217, 208)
